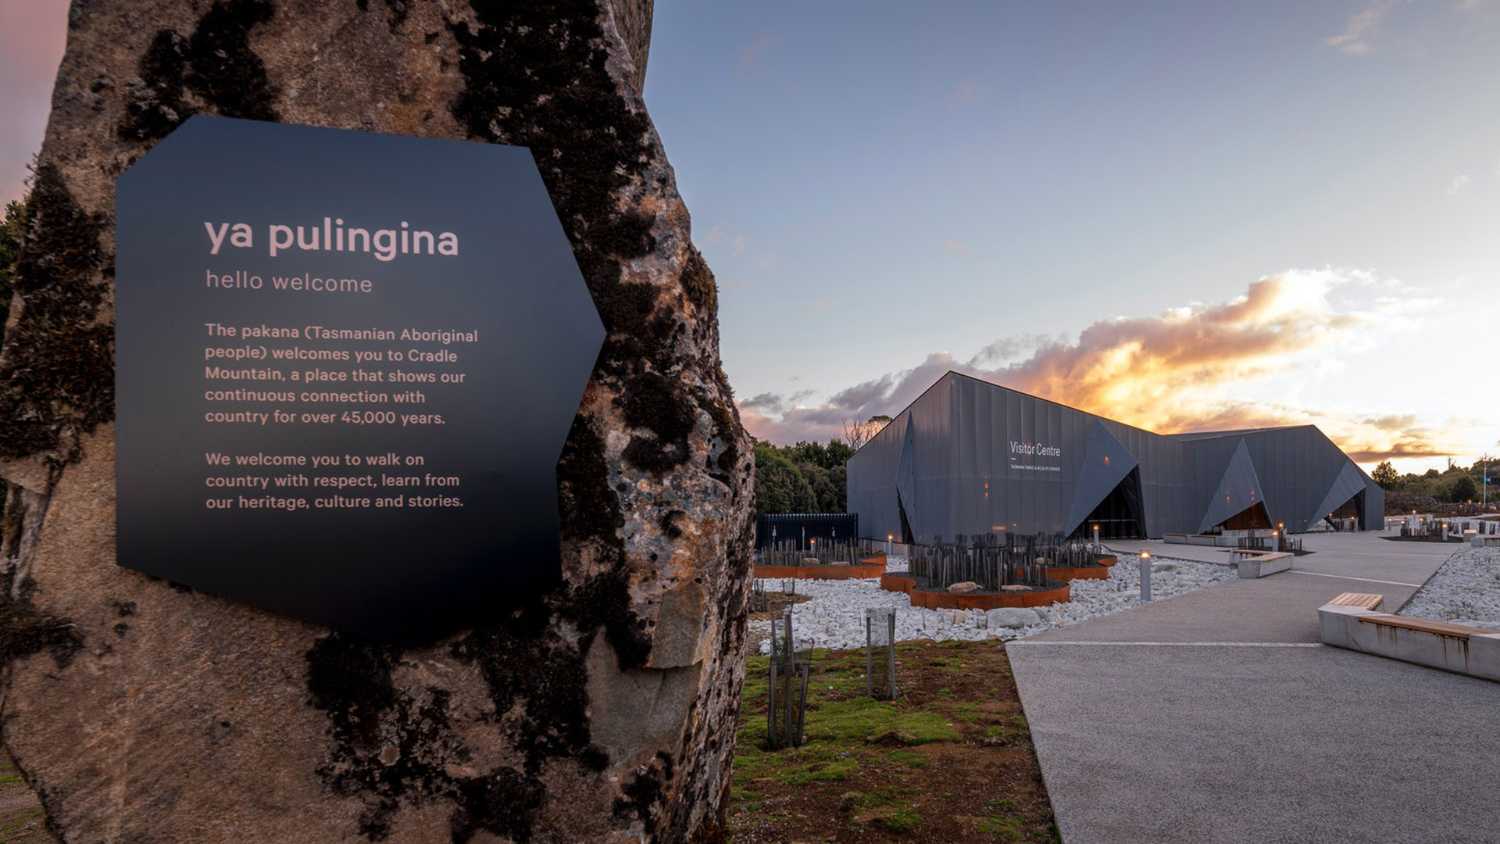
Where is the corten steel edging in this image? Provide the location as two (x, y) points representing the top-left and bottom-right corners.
(1047, 564), (1111, 582)
(879, 573), (1071, 609)
(753, 554), (887, 581)
(1003, 564), (1108, 583)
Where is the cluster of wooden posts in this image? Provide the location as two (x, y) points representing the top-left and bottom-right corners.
(755, 539), (866, 566)
(906, 532), (1096, 591)
(766, 610), (811, 749)
(1236, 530), (1303, 554)
(1398, 517), (1500, 541)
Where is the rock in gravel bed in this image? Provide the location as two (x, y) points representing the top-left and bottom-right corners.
(1399, 546), (1500, 630)
(987, 608), (1041, 629)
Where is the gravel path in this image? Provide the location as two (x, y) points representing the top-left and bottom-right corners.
(751, 554), (1236, 653)
(1398, 545), (1500, 630)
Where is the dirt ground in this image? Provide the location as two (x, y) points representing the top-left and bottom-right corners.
(727, 639), (1059, 843)
(0, 752), (53, 843)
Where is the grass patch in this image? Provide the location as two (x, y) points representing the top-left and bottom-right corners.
(977, 813), (1027, 839)
(782, 757), (859, 785)
(887, 749), (927, 768)
(807, 698), (959, 746)
(872, 806), (922, 833)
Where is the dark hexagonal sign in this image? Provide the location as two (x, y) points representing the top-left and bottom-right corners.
(115, 116), (603, 642)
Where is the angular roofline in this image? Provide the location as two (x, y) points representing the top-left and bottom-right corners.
(1167, 425), (1313, 441)
(846, 370), (958, 460)
(849, 370), (1333, 460)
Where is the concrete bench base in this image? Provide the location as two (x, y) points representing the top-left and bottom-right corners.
(1235, 551), (1293, 579)
(1319, 604), (1500, 683)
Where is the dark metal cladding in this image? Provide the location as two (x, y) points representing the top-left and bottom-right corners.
(847, 372), (1384, 541)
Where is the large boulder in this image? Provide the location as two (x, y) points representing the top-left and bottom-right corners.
(0, 1), (753, 841)
(986, 607), (1042, 629)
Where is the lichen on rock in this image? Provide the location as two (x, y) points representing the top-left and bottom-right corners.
(0, 164), (113, 467)
(0, 1), (753, 840)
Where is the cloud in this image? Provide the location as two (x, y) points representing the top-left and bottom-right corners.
(1326, 1), (1394, 55)
(946, 79), (982, 108)
(738, 33), (778, 72)
(967, 334), (1062, 367)
(741, 392), (786, 413)
(740, 389), (813, 416)
(739, 268), (1461, 466)
(942, 239), (970, 256)
(1342, 439), (1452, 463)
(1363, 414), (1419, 431)
(1447, 173), (1472, 195)
(699, 224), (751, 261)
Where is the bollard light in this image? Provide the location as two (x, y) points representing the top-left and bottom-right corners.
(1138, 550), (1152, 602)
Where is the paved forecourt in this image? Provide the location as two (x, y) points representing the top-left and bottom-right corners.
(1008, 531), (1499, 844)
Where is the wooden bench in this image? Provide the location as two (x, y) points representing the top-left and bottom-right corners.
(1358, 614), (1476, 640)
(1327, 592), (1383, 611)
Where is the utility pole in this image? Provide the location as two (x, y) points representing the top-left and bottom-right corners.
(1482, 453), (1491, 510)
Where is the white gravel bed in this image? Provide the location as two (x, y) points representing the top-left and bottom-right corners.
(750, 555), (1234, 653)
(1399, 546), (1500, 630)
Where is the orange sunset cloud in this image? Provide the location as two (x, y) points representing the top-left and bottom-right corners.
(740, 269), (1465, 468)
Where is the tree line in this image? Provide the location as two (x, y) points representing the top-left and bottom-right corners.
(1, 198), (27, 526)
(752, 416), (891, 516)
(1371, 459), (1491, 508)
(754, 440), (852, 515)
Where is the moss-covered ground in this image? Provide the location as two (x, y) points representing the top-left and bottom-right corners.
(727, 639), (1059, 842)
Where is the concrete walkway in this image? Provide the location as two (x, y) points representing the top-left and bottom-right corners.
(1007, 532), (1500, 844)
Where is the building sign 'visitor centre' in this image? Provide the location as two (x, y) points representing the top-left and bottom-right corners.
(847, 372), (1384, 542)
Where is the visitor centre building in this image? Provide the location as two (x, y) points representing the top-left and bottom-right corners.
(846, 372), (1384, 543)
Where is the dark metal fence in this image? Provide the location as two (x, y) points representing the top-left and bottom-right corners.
(756, 513), (859, 550)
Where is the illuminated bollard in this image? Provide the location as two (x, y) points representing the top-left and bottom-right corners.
(1138, 550), (1152, 602)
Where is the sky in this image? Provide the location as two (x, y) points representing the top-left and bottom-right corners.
(3, 1), (1497, 472)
